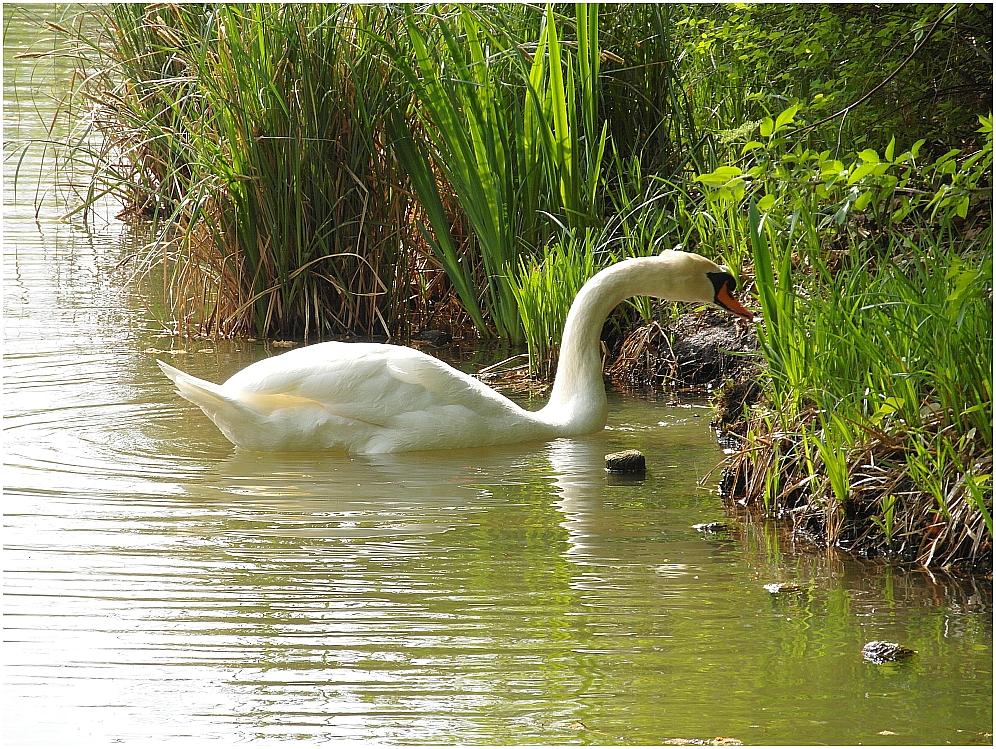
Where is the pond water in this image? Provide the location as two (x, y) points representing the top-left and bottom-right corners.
(4, 8), (992, 746)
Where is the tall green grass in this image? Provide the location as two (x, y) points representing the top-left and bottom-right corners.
(600, 4), (704, 174)
(379, 5), (609, 342)
(509, 229), (601, 378)
(60, 3), (747, 347)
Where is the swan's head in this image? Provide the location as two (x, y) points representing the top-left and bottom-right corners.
(653, 250), (755, 320)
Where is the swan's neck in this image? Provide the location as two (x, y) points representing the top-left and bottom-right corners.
(539, 257), (681, 433)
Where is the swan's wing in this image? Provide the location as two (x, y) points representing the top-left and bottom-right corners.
(223, 342), (524, 427)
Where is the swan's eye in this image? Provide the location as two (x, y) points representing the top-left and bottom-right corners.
(706, 270), (735, 297)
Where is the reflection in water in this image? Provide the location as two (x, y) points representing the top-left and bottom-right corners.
(4, 7), (992, 746)
(548, 435), (615, 564)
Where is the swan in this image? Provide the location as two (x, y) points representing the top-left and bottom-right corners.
(158, 250), (753, 453)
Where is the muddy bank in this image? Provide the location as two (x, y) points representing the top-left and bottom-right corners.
(605, 310), (760, 391)
(716, 404), (993, 576)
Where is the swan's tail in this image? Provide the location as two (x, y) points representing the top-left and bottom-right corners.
(157, 360), (265, 445)
(158, 359), (234, 410)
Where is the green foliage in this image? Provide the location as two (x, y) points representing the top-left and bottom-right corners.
(510, 230), (601, 378)
(698, 103), (993, 246)
(65, 3), (990, 344)
(740, 127), (992, 559)
(675, 4), (992, 152)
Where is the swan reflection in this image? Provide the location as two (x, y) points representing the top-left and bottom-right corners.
(183, 437), (629, 566)
(546, 436), (615, 565)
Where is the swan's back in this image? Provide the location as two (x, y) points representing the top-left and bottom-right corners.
(162, 342), (554, 453)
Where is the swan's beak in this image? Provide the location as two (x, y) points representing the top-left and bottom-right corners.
(715, 284), (756, 321)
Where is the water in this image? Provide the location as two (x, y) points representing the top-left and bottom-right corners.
(4, 8), (992, 746)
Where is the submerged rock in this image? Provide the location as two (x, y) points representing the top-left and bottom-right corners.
(693, 522), (729, 533)
(413, 330), (453, 347)
(763, 582), (804, 594)
(862, 641), (916, 664)
(605, 449), (646, 474)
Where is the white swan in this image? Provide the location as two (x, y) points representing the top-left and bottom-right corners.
(159, 250), (753, 453)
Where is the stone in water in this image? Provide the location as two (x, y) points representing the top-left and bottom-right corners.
(605, 449), (646, 474)
(862, 641), (916, 664)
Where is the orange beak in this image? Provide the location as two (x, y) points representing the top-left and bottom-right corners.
(716, 284), (756, 321)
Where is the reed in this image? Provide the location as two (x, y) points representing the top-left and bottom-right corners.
(60, 4), (708, 344)
(378, 5), (610, 342)
(509, 229), (601, 378)
(65, 4), (433, 340)
(599, 4), (704, 174)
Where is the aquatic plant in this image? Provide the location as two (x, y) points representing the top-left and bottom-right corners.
(380, 4), (609, 342)
(509, 229), (601, 378)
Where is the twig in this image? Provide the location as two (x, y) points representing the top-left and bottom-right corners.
(476, 352), (530, 375)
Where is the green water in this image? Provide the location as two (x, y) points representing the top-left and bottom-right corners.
(3, 7), (992, 746)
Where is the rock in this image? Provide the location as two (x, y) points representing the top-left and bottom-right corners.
(763, 582), (804, 594)
(693, 522), (729, 533)
(605, 449), (646, 474)
(862, 641), (916, 664)
(413, 330), (452, 346)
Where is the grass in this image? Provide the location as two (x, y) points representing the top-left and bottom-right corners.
(58, 4), (700, 343)
(61, 5), (447, 340)
(509, 228), (601, 378)
(379, 5), (610, 342)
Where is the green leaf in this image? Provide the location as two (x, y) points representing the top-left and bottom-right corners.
(748, 200), (777, 328)
(857, 148), (879, 164)
(871, 396), (905, 426)
(885, 136), (896, 162)
(847, 162), (879, 185)
(759, 117), (774, 138)
(934, 148), (961, 166)
(834, 201), (851, 225)
(694, 165), (743, 187)
(774, 104), (799, 133)
(956, 195), (970, 219)
(385, 111), (489, 336)
(853, 189), (874, 211)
